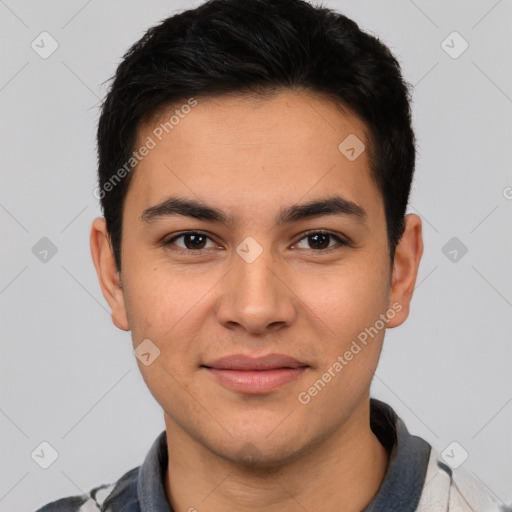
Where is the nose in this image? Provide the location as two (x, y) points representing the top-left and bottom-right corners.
(215, 241), (297, 336)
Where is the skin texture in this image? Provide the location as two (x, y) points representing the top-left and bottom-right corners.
(90, 90), (423, 512)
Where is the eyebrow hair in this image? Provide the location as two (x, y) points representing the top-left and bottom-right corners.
(140, 195), (367, 226)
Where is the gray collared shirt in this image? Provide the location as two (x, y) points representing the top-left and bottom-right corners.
(34, 399), (507, 511)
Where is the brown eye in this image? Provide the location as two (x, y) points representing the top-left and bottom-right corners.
(165, 232), (216, 251)
(294, 231), (346, 251)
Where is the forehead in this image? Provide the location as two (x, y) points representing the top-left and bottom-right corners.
(145, 90), (371, 156)
(125, 90), (382, 225)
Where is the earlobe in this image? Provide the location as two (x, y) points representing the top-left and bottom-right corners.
(387, 214), (423, 328)
(90, 217), (130, 331)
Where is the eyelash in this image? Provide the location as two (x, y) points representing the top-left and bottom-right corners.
(163, 230), (348, 254)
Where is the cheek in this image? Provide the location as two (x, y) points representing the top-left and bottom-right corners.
(294, 263), (389, 416)
(122, 262), (219, 364)
(122, 254), (189, 322)
(298, 259), (390, 342)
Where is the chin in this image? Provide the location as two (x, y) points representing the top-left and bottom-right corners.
(207, 425), (316, 471)
(224, 442), (303, 471)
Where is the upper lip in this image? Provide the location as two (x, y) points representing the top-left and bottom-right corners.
(202, 353), (309, 371)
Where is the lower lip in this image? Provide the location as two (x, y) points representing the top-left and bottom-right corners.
(204, 367), (307, 394)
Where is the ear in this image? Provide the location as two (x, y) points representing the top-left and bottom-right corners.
(387, 213), (423, 328)
(90, 217), (130, 331)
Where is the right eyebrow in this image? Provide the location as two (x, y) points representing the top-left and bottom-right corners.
(140, 196), (231, 225)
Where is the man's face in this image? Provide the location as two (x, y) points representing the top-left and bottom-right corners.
(110, 91), (401, 465)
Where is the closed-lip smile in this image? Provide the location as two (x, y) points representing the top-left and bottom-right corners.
(201, 353), (309, 394)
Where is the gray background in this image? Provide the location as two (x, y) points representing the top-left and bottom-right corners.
(0, 1), (511, 510)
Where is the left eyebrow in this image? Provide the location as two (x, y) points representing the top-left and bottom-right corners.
(276, 195), (367, 225)
(139, 195), (367, 226)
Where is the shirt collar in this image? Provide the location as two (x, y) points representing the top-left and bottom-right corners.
(363, 398), (431, 511)
(107, 399), (431, 511)
(137, 429), (172, 512)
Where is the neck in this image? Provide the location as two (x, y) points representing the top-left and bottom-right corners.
(164, 398), (389, 512)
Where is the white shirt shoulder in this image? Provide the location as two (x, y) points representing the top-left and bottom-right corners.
(416, 448), (506, 512)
